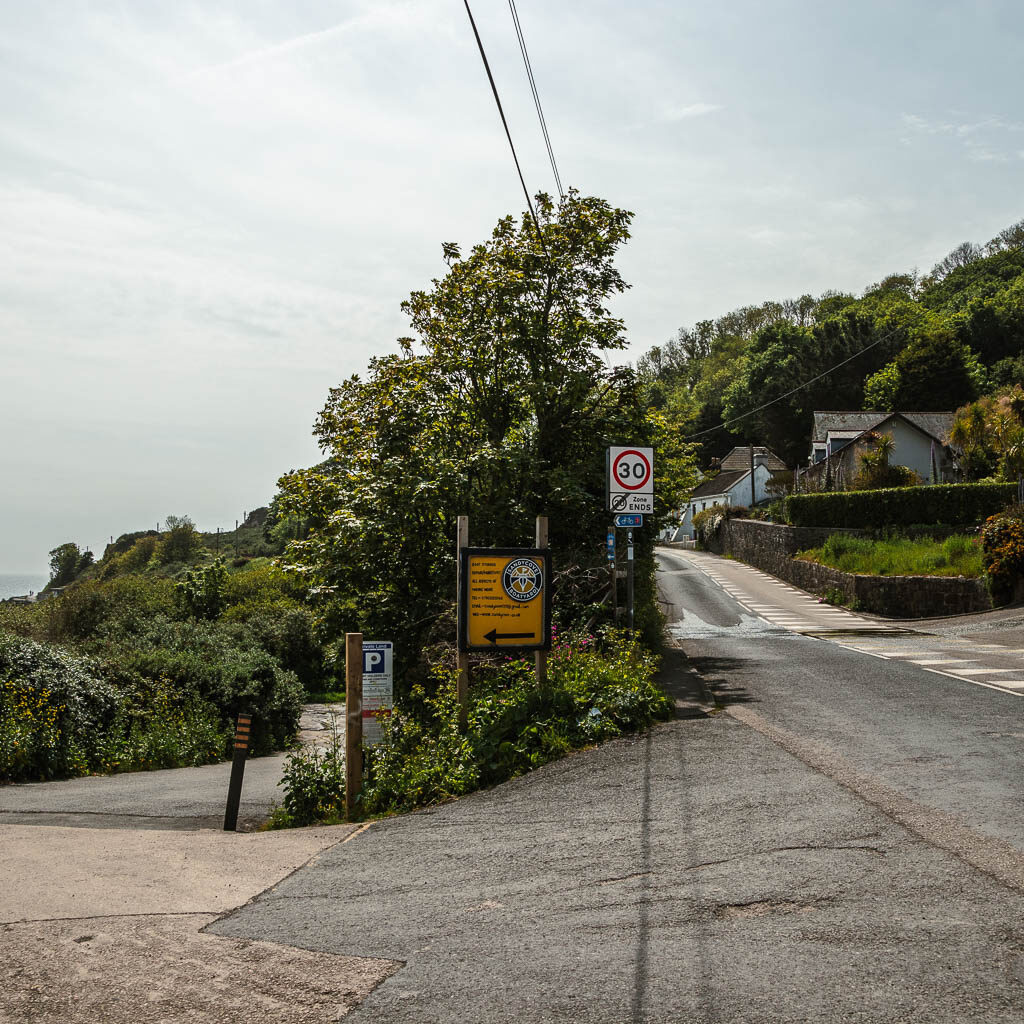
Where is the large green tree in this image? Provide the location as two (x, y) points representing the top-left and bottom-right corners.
(277, 191), (697, 674)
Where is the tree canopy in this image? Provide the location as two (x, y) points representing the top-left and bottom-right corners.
(638, 216), (1024, 472)
(277, 191), (697, 672)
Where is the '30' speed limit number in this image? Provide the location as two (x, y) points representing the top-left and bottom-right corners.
(607, 446), (654, 513)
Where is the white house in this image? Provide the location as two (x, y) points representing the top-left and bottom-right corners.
(803, 411), (957, 489)
(667, 447), (788, 541)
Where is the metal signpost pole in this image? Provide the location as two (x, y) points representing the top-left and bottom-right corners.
(345, 633), (363, 820)
(627, 528), (635, 635)
(456, 515), (470, 730)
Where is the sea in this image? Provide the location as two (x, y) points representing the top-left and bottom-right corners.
(0, 573), (49, 601)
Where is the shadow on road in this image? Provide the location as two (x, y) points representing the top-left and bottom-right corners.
(684, 653), (756, 708)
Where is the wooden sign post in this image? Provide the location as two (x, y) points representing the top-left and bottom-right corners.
(534, 515), (548, 686)
(456, 516), (470, 731)
(345, 632), (363, 820)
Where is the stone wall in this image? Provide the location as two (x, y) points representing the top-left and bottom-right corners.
(703, 518), (990, 618)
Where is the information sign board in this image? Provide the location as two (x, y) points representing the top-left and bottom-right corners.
(607, 446), (654, 513)
(459, 548), (551, 652)
(361, 640), (393, 747)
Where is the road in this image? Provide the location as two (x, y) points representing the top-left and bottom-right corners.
(203, 547), (1024, 1022)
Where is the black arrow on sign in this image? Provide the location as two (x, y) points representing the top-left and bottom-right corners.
(484, 629), (536, 644)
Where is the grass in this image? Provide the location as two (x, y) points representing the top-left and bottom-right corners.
(797, 533), (983, 578)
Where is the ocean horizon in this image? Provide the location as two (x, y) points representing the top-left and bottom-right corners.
(0, 572), (49, 600)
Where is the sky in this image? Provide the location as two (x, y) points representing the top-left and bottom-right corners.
(2, 0), (1023, 574)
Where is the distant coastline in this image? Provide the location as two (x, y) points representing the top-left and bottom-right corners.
(0, 573), (48, 601)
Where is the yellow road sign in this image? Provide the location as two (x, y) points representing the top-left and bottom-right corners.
(459, 548), (551, 651)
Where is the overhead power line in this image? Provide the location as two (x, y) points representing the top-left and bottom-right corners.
(682, 323), (908, 442)
(462, 0), (547, 251)
(508, 0), (564, 199)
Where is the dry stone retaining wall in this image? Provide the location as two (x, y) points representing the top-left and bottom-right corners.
(702, 518), (990, 618)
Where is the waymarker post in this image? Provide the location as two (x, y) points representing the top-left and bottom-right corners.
(345, 633), (363, 819)
(222, 711), (252, 831)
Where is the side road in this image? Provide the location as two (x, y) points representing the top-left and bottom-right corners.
(0, 704), (342, 831)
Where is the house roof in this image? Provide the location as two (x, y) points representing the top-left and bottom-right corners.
(719, 446), (788, 472)
(811, 410), (954, 445)
(690, 470), (749, 499)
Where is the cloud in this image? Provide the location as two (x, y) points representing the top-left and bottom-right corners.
(661, 102), (722, 121)
(900, 111), (1024, 161)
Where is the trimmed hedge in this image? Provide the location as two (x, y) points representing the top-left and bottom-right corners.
(783, 482), (1018, 530)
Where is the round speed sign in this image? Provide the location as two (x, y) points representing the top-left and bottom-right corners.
(611, 449), (652, 491)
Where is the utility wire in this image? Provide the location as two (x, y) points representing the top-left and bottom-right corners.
(682, 322), (907, 442)
(508, 0), (564, 199)
(462, 0), (548, 254)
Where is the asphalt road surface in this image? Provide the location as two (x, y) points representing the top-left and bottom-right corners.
(206, 547), (1024, 1022)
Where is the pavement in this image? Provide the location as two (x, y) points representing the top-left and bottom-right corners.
(0, 822), (398, 1023)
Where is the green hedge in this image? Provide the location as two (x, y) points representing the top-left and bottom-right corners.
(783, 482), (1018, 529)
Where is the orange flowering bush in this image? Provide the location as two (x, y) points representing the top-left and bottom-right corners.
(981, 507), (1024, 604)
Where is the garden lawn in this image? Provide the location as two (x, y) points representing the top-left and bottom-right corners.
(797, 533), (983, 578)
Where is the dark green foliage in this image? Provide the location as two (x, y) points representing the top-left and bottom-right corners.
(47, 543), (93, 588)
(783, 482), (1017, 529)
(891, 329), (978, 410)
(642, 217), (1024, 472)
(176, 558), (229, 619)
(0, 632), (230, 781)
(276, 192), (697, 696)
(272, 629), (671, 825)
(155, 515), (203, 565)
(97, 617), (303, 755)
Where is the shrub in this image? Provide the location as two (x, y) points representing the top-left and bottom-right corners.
(0, 632), (231, 781)
(981, 507), (1024, 604)
(176, 558), (229, 619)
(784, 482), (1017, 529)
(275, 713), (346, 826)
(99, 618), (303, 755)
(155, 516), (203, 565)
(271, 628), (671, 825)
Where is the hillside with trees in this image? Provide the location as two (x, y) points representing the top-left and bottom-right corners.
(638, 218), (1024, 470)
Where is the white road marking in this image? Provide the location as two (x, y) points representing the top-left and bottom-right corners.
(947, 667), (1021, 676)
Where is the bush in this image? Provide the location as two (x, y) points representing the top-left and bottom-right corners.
(271, 628), (671, 825)
(99, 617), (303, 755)
(155, 516), (203, 565)
(0, 633), (229, 781)
(981, 507), (1024, 604)
(176, 558), (229, 619)
(784, 482), (1017, 529)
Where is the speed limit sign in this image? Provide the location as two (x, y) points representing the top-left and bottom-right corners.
(607, 446), (654, 513)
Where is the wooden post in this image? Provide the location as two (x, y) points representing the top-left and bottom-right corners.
(345, 632), (363, 820)
(456, 516), (470, 730)
(222, 711), (252, 831)
(535, 515), (548, 686)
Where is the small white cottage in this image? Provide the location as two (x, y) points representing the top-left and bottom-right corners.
(667, 447), (787, 541)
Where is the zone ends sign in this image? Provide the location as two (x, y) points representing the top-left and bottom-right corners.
(607, 446), (654, 513)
